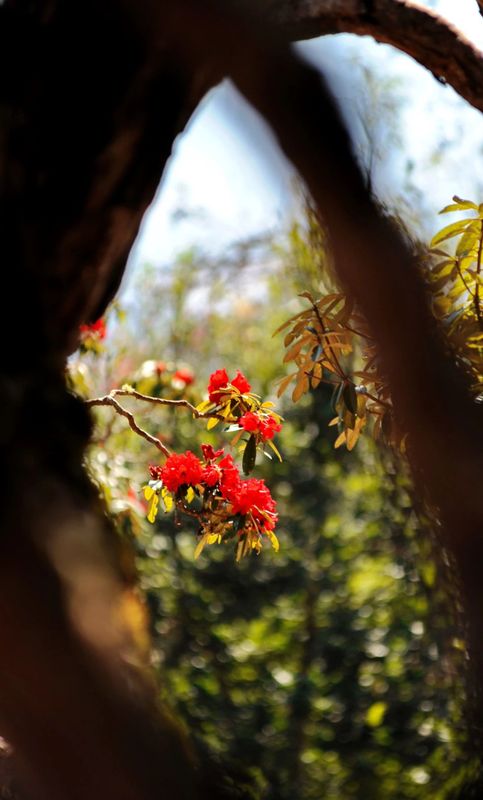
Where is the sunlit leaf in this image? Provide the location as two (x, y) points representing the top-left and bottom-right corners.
(439, 199), (478, 214)
(430, 219), (475, 248)
(267, 439), (283, 462)
(147, 492), (159, 524)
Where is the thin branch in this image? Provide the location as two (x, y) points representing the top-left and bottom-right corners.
(86, 395), (171, 457)
(110, 388), (226, 421)
(311, 302), (347, 380)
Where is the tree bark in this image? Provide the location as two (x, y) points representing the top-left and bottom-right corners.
(0, 2), (221, 797)
(262, 0), (483, 115)
(3, 0), (483, 797)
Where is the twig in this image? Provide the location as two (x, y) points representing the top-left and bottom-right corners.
(86, 395), (171, 457)
(110, 388), (226, 421)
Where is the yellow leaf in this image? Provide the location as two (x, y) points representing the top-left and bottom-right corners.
(266, 530), (280, 552)
(220, 402), (234, 419)
(186, 486), (195, 504)
(430, 218), (475, 248)
(267, 439), (283, 462)
(346, 426), (360, 451)
(143, 485), (154, 501)
(207, 416), (219, 430)
(439, 199), (478, 214)
(161, 490), (173, 512)
(272, 309), (312, 337)
(147, 493), (159, 524)
(231, 429), (244, 448)
(194, 534), (209, 560)
(292, 374), (309, 402)
(334, 430), (346, 448)
(276, 373), (296, 397)
(236, 539), (244, 562)
(298, 290), (315, 302)
(283, 339), (306, 363)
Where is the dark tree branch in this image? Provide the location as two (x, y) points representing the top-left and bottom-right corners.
(2, 0), (483, 797)
(262, 0), (483, 114)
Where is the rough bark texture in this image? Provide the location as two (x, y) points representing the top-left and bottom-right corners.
(2, 0), (483, 798)
(0, 2), (221, 798)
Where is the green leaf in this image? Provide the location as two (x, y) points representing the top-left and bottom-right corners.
(242, 434), (257, 475)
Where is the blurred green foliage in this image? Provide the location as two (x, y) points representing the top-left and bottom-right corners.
(71, 219), (478, 799)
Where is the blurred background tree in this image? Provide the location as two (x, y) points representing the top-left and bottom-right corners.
(72, 208), (476, 798)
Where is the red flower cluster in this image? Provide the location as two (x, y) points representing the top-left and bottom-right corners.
(152, 451), (203, 493)
(79, 318), (107, 340)
(149, 446), (277, 535)
(238, 411), (282, 441)
(208, 369), (251, 403)
(222, 476), (277, 531)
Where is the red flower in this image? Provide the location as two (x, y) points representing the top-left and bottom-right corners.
(201, 444), (224, 462)
(219, 454), (242, 495)
(202, 464), (222, 487)
(239, 411), (259, 433)
(231, 370), (251, 394)
(239, 411), (282, 441)
(160, 451), (204, 493)
(173, 368), (194, 386)
(259, 416), (282, 441)
(208, 369), (229, 403)
(223, 477), (277, 531)
(207, 368), (251, 403)
(80, 317), (106, 340)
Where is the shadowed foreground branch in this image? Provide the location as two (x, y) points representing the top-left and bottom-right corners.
(2, 0), (483, 797)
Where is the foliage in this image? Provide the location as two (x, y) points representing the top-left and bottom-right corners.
(68, 213), (477, 798)
(428, 196), (483, 395)
(277, 197), (483, 453)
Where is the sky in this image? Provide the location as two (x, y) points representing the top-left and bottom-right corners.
(121, 0), (483, 294)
